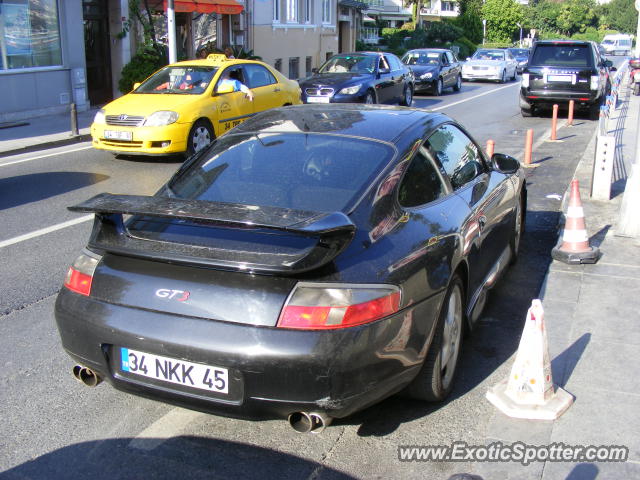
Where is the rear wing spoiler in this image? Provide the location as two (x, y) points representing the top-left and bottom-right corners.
(69, 193), (356, 274)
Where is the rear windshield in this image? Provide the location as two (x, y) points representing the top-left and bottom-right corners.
(530, 44), (592, 68)
(169, 133), (395, 212)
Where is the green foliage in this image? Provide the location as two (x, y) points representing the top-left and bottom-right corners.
(401, 22), (416, 31)
(597, 0), (637, 34)
(482, 0), (524, 43)
(118, 44), (168, 94)
(356, 40), (367, 52)
(452, 37), (477, 59)
(570, 27), (602, 42)
(482, 42), (513, 48)
(425, 22), (464, 45)
(449, 13), (483, 45)
(556, 0), (597, 36)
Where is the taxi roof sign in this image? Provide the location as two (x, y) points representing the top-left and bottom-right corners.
(206, 53), (230, 64)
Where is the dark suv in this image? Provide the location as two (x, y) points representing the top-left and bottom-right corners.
(519, 40), (614, 118)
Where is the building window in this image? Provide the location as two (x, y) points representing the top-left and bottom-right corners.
(289, 57), (299, 79)
(273, 0), (281, 22)
(286, 0), (298, 22)
(306, 56), (312, 76)
(0, 0), (63, 70)
(325, 51), (333, 62)
(322, 0), (331, 24)
(304, 0), (311, 23)
(442, 1), (456, 11)
(274, 58), (282, 72)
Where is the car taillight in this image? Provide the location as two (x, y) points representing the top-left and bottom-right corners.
(277, 283), (401, 330)
(64, 251), (101, 296)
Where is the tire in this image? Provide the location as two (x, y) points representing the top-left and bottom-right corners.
(433, 78), (443, 96)
(400, 84), (413, 106)
(187, 119), (214, 156)
(521, 107), (533, 118)
(406, 276), (465, 401)
(500, 70), (507, 83)
(453, 75), (462, 92)
(510, 193), (525, 264)
(589, 102), (601, 120)
(364, 91), (376, 104)
(634, 83), (640, 96)
(511, 68), (517, 81)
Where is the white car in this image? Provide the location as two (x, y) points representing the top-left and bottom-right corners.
(462, 49), (518, 83)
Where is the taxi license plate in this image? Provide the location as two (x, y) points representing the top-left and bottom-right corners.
(104, 130), (133, 141)
(120, 347), (228, 394)
(307, 96), (330, 103)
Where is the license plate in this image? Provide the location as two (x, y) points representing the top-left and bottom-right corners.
(306, 96), (330, 103)
(104, 130), (133, 141)
(547, 74), (573, 83)
(120, 347), (229, 394)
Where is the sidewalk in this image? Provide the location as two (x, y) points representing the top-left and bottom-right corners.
(478, 86), (640, 479)
(0, 106), (97, 157)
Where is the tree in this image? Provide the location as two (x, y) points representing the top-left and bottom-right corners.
(556, 0), (597, 36)
(598, 0), (637, 34)
(481, 0), (524, 43)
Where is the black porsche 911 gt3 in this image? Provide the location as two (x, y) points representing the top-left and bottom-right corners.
(55, 104), (526, 433)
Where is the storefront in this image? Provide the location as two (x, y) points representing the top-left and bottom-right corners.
(0, 0), (88, 122)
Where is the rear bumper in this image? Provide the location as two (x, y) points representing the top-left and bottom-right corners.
(520, 89), (600, 108)
(55, 288), (440, 420)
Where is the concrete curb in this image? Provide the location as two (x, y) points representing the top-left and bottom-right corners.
(0, 134), (92, 159)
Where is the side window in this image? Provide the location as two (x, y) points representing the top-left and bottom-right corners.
(441, 54), (448, 65)
(446, 51), (455, 63)
(379, 55), (391, 71)
(398, 146), (447, 207)
(426, 124), (485, 190)
(244, 64), (277, 88)
(387, 55), (402, 71)
(216, 66), (246, 93)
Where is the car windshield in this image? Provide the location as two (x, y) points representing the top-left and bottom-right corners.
(319, 55), (376, 74)
(472, 50), (505, 61)
(169, 133), (395, 212)
(402, 52), (440, 66)
(508, 49), (528, 57)
(530, 44), (592, 67)
(135, 66), (218, 94)
(602, 40), (615, 45)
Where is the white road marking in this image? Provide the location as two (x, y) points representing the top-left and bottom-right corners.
(431, 83), (520, 111)
(128, 408), (208, 451)
(0, 144), (93, 168)
(0, 214), (94, 249)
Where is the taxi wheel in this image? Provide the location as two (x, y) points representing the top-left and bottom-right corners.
(187, 120), (214, 156)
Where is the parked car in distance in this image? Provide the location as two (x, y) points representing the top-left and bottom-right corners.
(56, 104), (526, 433)
(507, 48), (530, 74)
(462, 49), (518, 83)
(90, 54), (301, 157)
(600, 33), (633, 56)
(520, 40), (614, 118)
(401, 48), (462, 96)
(298, 52), (414, 106)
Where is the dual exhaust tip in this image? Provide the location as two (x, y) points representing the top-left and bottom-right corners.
(72, 365), (102, 387)
(72, 365), (332, 433)
(288, 411), (332, 434)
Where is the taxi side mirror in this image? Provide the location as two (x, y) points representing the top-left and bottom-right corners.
(216, 83), (235, 94)
(133, 82), (141, 91)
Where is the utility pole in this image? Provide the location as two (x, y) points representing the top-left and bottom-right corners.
(168, 0), (177, 63)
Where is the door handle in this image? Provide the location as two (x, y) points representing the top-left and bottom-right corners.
(273, 87), (280, 92)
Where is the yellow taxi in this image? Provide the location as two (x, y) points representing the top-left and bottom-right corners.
(91, 54), (302, 156)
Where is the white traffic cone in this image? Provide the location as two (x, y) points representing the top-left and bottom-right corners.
(486, 300), (574, 420)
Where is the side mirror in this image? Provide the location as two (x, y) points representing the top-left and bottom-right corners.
(216, 83), (235, 94)
(491, 153), (520, 174)
(466, 57), (471, 62)
(132, 82), (141, 91)
(604, 60), (613, 68)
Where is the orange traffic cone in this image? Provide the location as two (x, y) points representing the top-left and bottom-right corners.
(551, 179), (600, 264)
(486, 300), (574, 420)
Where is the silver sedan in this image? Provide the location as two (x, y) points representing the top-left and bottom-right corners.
(462, 49), (518, 83)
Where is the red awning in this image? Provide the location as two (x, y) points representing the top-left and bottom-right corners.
(161, 0), (244, 14)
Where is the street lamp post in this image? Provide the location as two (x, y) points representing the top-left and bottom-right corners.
(483, 19), (487, 45)
(517, 23), (523, 47)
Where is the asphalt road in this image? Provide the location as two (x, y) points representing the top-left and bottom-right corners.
(0, 78), (605, 479)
